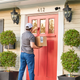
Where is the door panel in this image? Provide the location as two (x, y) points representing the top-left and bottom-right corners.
(47, 40), (54, 78)
(39, 47), (47, 76)
(27, 14), (58, 80)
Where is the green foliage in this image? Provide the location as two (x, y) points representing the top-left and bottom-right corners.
(0, 30), (16, 45)
(0, 30), (17, 71)
(63, 29), (80, 47)
(61, 49), (80, 73)
(0, 51), (17, 69)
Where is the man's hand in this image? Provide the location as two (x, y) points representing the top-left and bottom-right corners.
(34, 27), (40, 30)
(30, 42), (42, 49)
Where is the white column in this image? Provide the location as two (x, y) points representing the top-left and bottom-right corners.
(20, 15), (28, 35)
(20, 14), (28, 80)
(57, 11), (64, 80)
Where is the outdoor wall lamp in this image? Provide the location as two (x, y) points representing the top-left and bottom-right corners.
(11, 8), (19, 24)
(63, 4), (72, 22)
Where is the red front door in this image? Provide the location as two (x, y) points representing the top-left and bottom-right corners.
(26, 14), (58, 80)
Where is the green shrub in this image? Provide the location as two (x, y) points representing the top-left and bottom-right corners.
(0, 30), (16, 45)
(61, 49), (80, 74)
(0, 51), (17, 69)
(63, 29), (80, 47)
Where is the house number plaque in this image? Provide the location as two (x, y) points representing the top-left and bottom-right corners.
(38, 7), (45, 12)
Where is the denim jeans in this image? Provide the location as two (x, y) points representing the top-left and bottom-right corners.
(18, 52), (34, 80)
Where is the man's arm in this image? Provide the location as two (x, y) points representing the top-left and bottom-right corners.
(30, 42), (42, 49)
(31, 27), (40, 33)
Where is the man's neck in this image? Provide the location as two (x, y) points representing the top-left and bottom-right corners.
(26, 30), (31, 32)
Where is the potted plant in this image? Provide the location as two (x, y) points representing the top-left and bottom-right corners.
(58, 29), (80, 80)
(58, 49), (80, 80)
(0, 30), (18, 80)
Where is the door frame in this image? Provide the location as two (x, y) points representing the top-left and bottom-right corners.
(20, 12), (64, 80)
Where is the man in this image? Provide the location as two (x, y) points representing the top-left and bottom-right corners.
(18, 23), (41, 80)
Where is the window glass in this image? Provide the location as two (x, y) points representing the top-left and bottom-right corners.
(40, 19), (45, 34)
(49, 19), (54, 33)
(32, 20), (37, 33)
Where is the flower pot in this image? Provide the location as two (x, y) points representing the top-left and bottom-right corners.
(5, 43), (15, 49)
(58, 75), (80, 80)
(0, 71), (18, 80)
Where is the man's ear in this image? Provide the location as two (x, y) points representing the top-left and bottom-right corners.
(30, 28), (32, 31)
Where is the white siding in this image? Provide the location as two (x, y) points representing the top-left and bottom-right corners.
(64, 2), (80, 75)
(0, 9), (21, 71)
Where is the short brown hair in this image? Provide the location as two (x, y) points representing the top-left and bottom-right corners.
(26, 27), (31, 31)
(26, 26), (32, 30)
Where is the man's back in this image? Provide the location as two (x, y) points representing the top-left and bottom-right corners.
(21, 30), (35, 54)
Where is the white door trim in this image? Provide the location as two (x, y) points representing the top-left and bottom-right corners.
(57, 11), (64, 80)
(20, 14), (28, 80)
